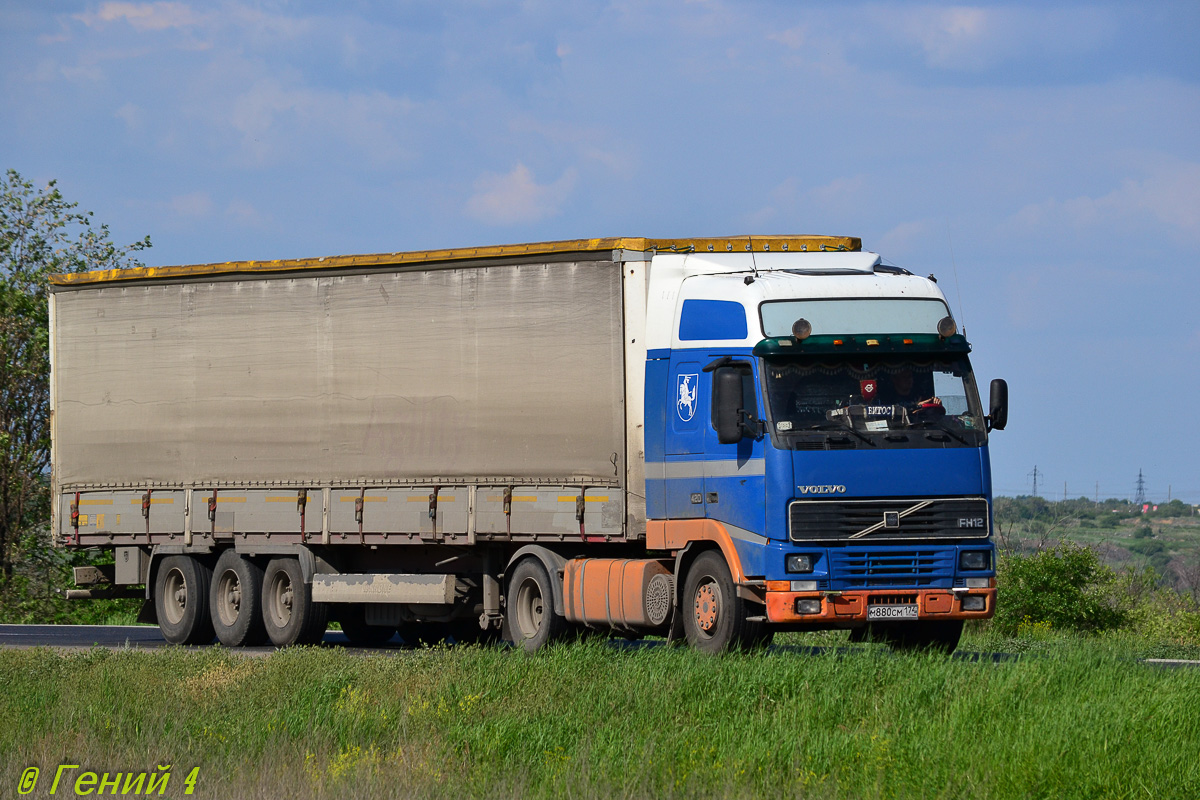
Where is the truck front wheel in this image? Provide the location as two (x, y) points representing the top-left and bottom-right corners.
(155, 555), (215, 645)
(262, 558), (328, 647)
(505, 558), (568, 653)
(682, 551), (769, 654)
(210, 550), (268, 647)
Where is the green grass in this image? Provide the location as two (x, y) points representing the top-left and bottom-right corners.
(1, 638), (1197, 799)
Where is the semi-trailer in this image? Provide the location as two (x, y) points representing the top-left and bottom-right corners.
(52, 235), (1007, 652)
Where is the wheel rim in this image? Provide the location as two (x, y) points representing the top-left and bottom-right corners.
(514, 576), (544, 640)
(693, 579), (721, 635)
(268, 570), (294, 629)
(161, 567), (187, 626)
(216, 569), (242, 627)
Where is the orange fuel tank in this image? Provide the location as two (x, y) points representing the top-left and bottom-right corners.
(562, 558), (674, 630)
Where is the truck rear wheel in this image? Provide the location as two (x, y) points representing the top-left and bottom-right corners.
(682, 551), (769, 654)
(262, 558), (328, 647)
(505, 558), (568, 653)
(210, 550), (268, 647)
(155, 555), (215, 645)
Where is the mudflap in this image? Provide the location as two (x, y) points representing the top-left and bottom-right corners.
(136, 598), (158, 625)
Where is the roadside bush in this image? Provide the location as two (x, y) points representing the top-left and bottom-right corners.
(993, 543), (1126, 636)
(1113, 566), (1200, 647)
(0, 528), (140, 624)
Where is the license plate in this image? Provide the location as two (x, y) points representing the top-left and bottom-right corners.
(867, 604), (919, 620)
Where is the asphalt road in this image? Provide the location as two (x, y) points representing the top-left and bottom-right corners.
(1, 625), (1196, 666)
(0, 623), (365, 654)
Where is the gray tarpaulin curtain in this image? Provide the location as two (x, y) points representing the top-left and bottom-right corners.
(53, 261), (625, 487)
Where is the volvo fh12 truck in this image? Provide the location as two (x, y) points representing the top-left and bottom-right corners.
(52, 235), (1008, 652)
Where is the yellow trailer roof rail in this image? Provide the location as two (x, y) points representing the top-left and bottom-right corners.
(49, 235), (861, 286)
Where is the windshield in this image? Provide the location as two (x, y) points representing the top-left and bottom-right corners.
(762, 355), (986, 449)
(760, 298), (950, 337)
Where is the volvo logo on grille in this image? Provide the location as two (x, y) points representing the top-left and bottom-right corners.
(883, 511), (900, 528)
(958, 518), (986, 528)
(798, 485), (846, 495)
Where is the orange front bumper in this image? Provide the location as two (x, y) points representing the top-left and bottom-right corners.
(764, 586), (997, 625)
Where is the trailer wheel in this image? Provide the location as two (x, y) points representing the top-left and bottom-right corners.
(155, 555), (214, 645)
(210, 550), (268, 647)
(262, 558), (328, 647)
(505, 558), (568, 653)
(338, 605), (396, 646)
(681, 551), (768, 654)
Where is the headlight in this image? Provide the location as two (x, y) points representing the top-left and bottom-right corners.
(959, 551), (990, 570)
(786, 554), (814, 573)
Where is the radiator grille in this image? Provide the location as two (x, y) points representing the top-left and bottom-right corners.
(828, 548), (955, 589)
(790, 497), (989, 542)
(868, 594), (918, 605)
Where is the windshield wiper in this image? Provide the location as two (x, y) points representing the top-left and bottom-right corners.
(908, 420), (971, 445)
(806, 422), (876, 447)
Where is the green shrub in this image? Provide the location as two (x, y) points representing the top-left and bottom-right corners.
(993, 543), (1126, 636)
(0, 529), (141, 624)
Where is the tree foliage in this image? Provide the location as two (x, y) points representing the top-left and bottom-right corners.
(0, 169), (150, 581)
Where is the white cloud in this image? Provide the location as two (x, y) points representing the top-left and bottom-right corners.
(876, 219), (934, 258)
(225, 199), (269, 228)
(465, 164), (577, 225)
(864, 4), (1117, 71)
(114, 102), (144, 131)
(1011, 163), (1200, 242)
(76, 2), (202, 32)
(221, 74), (416, 166)
(169, 191), (213, 218)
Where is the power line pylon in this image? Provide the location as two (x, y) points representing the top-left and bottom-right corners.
(1134, 469), (1147, 506)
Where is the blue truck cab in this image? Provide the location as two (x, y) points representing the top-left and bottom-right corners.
(641, 247), (1007, 651)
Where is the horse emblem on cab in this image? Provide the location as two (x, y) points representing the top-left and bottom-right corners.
(677, 373), (699, 422)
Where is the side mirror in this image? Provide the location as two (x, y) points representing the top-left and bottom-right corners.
(713, 368), (744, 444)
(988, 379), (1008, 431)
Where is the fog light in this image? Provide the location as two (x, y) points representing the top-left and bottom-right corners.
(961, 595), (986, 611)
(790, 580), (819, 592)
(795, 598), (822, 615)
(786, 554), (814, 573)
(965, 577), (991, 588)
(959, 551), (990, 570)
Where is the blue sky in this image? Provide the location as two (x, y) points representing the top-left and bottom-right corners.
(3, 1), (1198, 502)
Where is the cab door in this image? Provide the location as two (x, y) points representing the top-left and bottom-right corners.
(664, 358), (706, 518)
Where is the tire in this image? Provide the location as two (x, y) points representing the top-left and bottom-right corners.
(261, 558), (328, 647)
(155, 555), (215, 645)
(209, 550), (268, 647)
(505, 557), (569, 653)
(337, 605), (397, 646)
(681, 550), (768, 654)
(872, 620), (963, 653)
